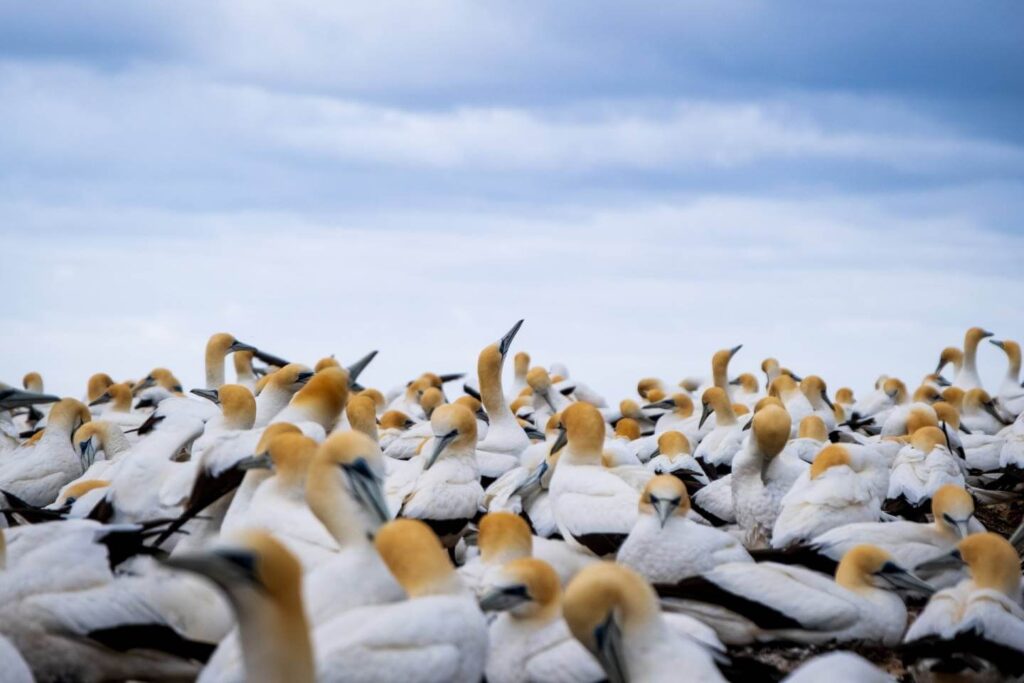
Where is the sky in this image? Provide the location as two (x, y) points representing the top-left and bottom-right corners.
(2, 1), (1023, 401)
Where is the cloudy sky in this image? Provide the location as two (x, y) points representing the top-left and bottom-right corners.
(2, 1), (1023, 401)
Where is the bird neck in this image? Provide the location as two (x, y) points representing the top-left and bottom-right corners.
(206, 350), (227, 390)
(306, 465), (369, 548)
(238, 598), (314, 683)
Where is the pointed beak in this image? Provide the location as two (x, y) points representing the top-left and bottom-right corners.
(161, 548), (258, 590)
(252, 349), (289, 367)
(478, 586), (528, 612)
(342, 458), (391, 528)
(821, 390), (835, 411)
(879, 564), (935, 595)
(698, 402), (712, 429)
(990, 339), (1005, 350)
(524, 427), (546, 440)
(132, 376), (155, 395)
(954, 518), (973, 540)
(936, 375), (951, 387)
(234, 453), (273, 471)
(643, 399), (674, 411)
(190, 388), (220, 404)
(89, 393), (112, 407)
(439, 373), (464, 384)
(728, 377), (742, 386)
(729, 344), (743, 358)
(476, 408), (490, 425)
(914, 550), (964, 575)
(79, 438), (98, 467)
(512, 460), (548, 497)
(346, 350), (378, 384)
(594, 615), (628, 683)
(425, 431), (458, 470)
(652, 496), (678, 528)
(498, 319), (525, 357)
(984, 402), (1010, 425)
(981, 329), (994, 339)
(550, 428), (568, 455)
(229, 339), (258, 354)
(295, 371), (314, 385)
(935, 360), (946, 374)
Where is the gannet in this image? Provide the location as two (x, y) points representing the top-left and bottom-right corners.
(0, 398), (91, 506)
(799, 375), (836, 431)
(953, 326), (993, 390)
(729, 373), (761, 410)
(204, 332), (258, 390)
(302, 431), (402, 618)
(311, 519), (488, 681)
(480, 558), (605, 683)
(269, 366), (348, 434)
(221, 432), (338, 569)
(646, 431), (708, 491)
(780, 415), (828, 466)
(694, 387), (749, 473)
(618, 475), (751, 581)
(563, 562), (728, 682)
(392, 403), (483, 549)
(510, 351), (531, 399)
(772, 444), (886, 547)
(769, 375), (813, 428)
(527, 366), (572, 426)
(85, 373), (115, 404)
(233, 350), (257, 391)
(936, 346), (964, 385)
(165, 530), (315, 683)
(18, 371), (51, 429)
(905, 533), (1024, 679)
(88, 382), (145, 430)
(711, 344), (743, 399)
(961, 388), (1011, 435)
(732, 404), (802, 548)
(476, 321), (531, 484)
(480, 415), (563, 538)
(210, 423), (307, 538)
(199, 431), (403, 682)
(549, 402), (638, 557)
(990, 338), (1024, 417)
(887, 426), (966, 510)
(647, 392), (701, 441)
(253, 364), (314, 427)
(783, 652), (895, 682)
(755, 484), (982, 582)
(379, 410), (424, 461)
(657, 544), (933, 645)
(459, 512), (594, 590)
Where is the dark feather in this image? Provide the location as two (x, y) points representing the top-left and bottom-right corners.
(87, 624), (216, 664)
(748, 544), (838, 575)
(136, 413), (165, 436)
(570, 532), (628, 558)
(655, 575), (806, 630)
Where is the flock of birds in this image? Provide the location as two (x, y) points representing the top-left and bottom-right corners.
(0, 323), (1023, 682)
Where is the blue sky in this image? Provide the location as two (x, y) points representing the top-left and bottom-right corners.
(2, 2), (1022, 399)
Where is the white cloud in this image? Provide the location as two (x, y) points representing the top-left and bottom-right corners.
(3, 196), (1022, 403)
(1, 63), (1019, 184)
